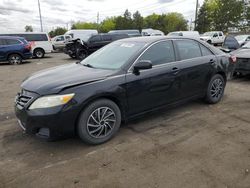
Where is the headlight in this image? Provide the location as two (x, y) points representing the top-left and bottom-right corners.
(29, 93), (75, 110)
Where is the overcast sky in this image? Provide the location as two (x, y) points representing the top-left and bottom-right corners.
(0, 0), (204, 33)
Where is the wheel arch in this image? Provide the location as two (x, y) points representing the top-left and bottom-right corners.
(216, 71), (227, 82)
(33, 47), (45, 54)
(74, 94), (127, 134)
(7, 52), (24, 59)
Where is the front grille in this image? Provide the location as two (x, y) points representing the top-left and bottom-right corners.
(15, 91), (33, 108)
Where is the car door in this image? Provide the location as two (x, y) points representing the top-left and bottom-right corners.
(125, 40), (182, 115)
(88, 35), (103, 53)
(173, 39), (215, 99)
(0, 39), (7, 60)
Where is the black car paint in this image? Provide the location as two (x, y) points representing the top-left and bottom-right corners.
(15, 37), (230, 139)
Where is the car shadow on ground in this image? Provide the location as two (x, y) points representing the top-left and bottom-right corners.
(2, 98), (204, 153)
(0, 61), (32, 66)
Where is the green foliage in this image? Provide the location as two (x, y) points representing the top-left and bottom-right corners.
(71, 22), (98, 30)
(49, 27), (67, 38)
(70, 10), (188, 34)
(196, 0), (245, 33)
(25, 25), (33, 32)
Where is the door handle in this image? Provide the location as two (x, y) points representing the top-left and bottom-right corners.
(209, 59), (216, 64)
(171, 67), (180, 74)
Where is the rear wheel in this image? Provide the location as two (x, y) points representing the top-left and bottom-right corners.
(207, 40), (212, 44)
(8, 54), (22, 65)
(77, 99), (121, 145)
(205, 74), (225, 104)
(34, 48), (45, 58)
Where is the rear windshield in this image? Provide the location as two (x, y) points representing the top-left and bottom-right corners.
(0, 34), (48, 41)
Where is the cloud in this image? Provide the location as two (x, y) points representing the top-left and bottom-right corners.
(0, 4), (31, 14)
(158, 0), (175, 3)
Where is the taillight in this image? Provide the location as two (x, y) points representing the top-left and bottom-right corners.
(230, 55), (237, 63)
(25, 43), (32, 51)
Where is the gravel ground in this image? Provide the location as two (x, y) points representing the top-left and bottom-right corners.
(0, 53), (250, 188)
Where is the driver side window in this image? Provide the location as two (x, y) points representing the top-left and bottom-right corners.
(138, 41), (175, 66)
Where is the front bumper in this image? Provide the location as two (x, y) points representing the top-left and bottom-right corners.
(14, 91), (79, 140)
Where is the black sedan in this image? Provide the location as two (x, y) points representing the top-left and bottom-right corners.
(15, 36), (231, 144)
(231, 42), (250, 76)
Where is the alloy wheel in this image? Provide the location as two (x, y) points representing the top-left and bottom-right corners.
(210, 78), (223, 99)
(10, 55), (21, 64)
(87, 107), (116, 139)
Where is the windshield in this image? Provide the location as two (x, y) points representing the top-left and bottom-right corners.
(203, 32), (214, 36)
(80, 41), (146, 70)
(235, 35), (248, 41)
(242, 42), (250, 48)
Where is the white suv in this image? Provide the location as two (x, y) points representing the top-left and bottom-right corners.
(200, 31), (225, 45)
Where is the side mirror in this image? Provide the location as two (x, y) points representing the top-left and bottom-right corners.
(133, 60), (152, 74)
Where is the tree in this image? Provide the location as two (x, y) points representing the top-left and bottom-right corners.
(196, 0), (244, 33)
(133, 11), (144, 32)
(49, 27), (67, 38)
(114, 9), (133, 29)
(25, 25), (33, 32)
(99, 17), (116, 33)
(71, 22), (98, 30)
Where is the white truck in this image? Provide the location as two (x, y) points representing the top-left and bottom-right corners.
(200, 31), (225, 45)
(64, 30), (98, 42)
(51, 35), (72, 50)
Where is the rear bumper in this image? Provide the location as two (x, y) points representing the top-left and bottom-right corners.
(23, 52), (33, 59)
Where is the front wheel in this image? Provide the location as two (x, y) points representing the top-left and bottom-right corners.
(76, 49), (88, 60)
(205, 74), (225, 104)
(77, 99), (121, 145)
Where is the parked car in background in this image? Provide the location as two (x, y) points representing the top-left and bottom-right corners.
(15, 36), (231, 144)
(51, 35), (72, 50)
(167, 31), (200, 39)
(221, 35), (240, 52)
(0, 32), (53, 58)
(0, 36), (32, 64)
(231, 42), (250, 76)
(200, 31), (225, 45)
(64, 30), (98, 42)
(64, 33), (129, 59)
(108, 30), (141, 37)
(235, 35), (250, 46)
(142, 28), (165, 36)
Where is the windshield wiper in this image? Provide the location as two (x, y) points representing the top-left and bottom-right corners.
(83, 64), (94, 68)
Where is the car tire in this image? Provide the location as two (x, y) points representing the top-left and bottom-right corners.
(8, 54), (22, 65)
(76, 49), (88, 60)
(77, 99), (121, 145)
(34, 49), (45, 58)
(205, 74), (225, 104)
(207, 40), (212, 44)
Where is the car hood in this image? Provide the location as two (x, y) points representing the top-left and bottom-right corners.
(200, 36), (211, 40)
(21, 63), (116, 95)
(231, 48), (250, 58)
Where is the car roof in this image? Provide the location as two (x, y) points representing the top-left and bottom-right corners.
(0, 36), (25, 40)
(117, 36), (201, 43)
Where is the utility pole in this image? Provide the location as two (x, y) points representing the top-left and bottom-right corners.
(97, 12), (100, 24)
(38, 0), (43, 32)
(194, 0), (199, 29)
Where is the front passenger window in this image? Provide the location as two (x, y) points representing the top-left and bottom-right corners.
(138, 41), (175, 66)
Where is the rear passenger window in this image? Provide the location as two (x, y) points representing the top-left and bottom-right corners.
(175, 40), (202, 60)
(102, 35), (112, 41)
(200, 44), (213, 56)
(139, 41), (175, 66)
(6, 39), (21, 45)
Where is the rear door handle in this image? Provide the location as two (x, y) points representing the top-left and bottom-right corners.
(209, 59), (216, 64)
(171, 67), (180, 74)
